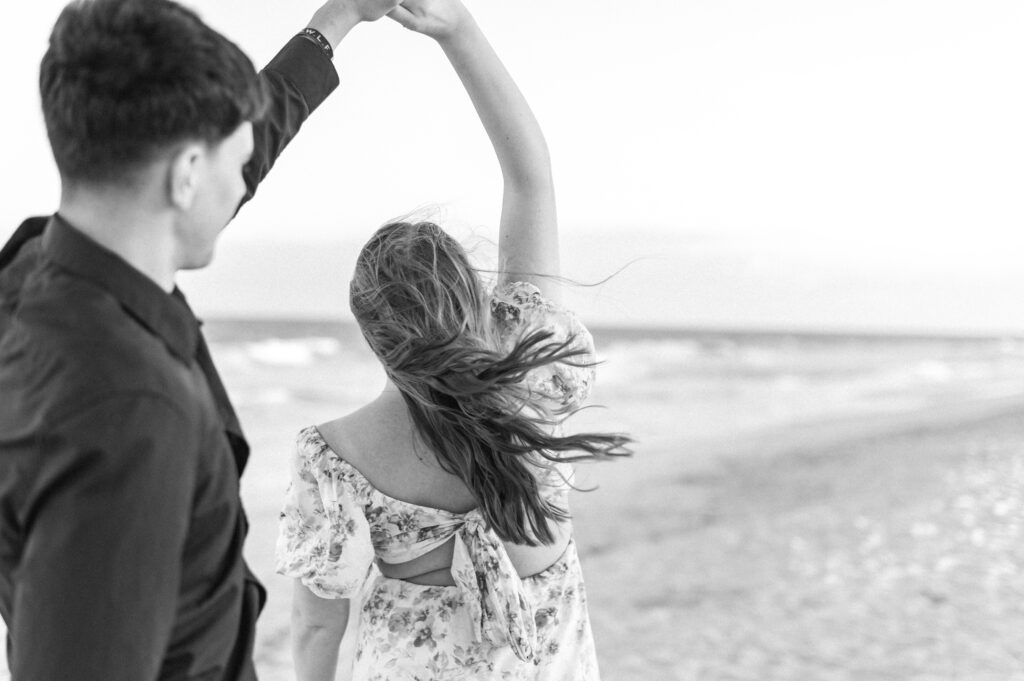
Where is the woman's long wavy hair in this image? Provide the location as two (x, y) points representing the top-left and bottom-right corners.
(350, 221), (632, 545)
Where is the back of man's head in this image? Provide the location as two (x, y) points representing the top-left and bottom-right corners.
(40, 0), (268, 187)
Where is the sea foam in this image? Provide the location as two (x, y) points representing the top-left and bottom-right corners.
(244, 337), (341, 367)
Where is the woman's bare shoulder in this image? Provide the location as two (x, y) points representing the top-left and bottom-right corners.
(316, 397), (413, 470)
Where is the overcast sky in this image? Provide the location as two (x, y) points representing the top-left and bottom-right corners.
(2, 1), (1022, 332)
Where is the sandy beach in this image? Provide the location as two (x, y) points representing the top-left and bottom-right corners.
(237, 373), (1024, 680)
(574, 397), (1024, 680)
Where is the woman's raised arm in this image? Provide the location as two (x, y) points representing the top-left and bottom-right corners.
(389, 1), (561, 302)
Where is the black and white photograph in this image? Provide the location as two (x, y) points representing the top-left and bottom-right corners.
(1, 1), (1022, 679)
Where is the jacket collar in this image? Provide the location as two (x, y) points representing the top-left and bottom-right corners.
(42, 214), (199, 364)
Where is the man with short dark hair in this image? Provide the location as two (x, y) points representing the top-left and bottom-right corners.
(0, 0), (399, 678)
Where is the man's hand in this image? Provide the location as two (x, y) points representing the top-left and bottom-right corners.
(346, 0), (405, 22)
(308, 0), (403, 48)
(387, 0), (474, 43)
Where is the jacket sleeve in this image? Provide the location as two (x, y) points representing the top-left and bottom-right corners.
(11, 393), (195, 681)
(238, 35), (341, 211)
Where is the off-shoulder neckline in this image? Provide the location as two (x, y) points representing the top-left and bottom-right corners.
(302, 425), (473, 518)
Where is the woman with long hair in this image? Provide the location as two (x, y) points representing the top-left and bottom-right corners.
(276, 1), (631, 678)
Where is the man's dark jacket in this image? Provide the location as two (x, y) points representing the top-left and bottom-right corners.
(0, 36), (338, 681)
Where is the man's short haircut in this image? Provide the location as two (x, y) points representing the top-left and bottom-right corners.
(40, 0), (269, 185)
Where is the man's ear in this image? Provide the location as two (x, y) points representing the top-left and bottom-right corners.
(168, 142), (205, 210)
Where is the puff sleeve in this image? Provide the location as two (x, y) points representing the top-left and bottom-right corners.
(490, 281), (597, 409)
(275, 427), (375, 599)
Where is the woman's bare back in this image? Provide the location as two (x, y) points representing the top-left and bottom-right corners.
(316, 389), (572, 585)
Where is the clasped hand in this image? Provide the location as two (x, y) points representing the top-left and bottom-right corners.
(387, 0), (473, 41)
(313, 0), (401, 26)
(313, 0), (472, 44)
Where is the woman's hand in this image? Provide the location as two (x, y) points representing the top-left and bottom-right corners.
(309, 0), (403, 48)
(387, 0), (474, 42)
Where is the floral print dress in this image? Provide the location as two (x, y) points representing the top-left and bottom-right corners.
(276, 283), (601, 680)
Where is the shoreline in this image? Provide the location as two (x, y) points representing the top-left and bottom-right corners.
(201, 316), (1024, 345)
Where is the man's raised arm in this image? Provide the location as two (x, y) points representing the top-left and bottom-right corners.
(238, 0), (400, 210)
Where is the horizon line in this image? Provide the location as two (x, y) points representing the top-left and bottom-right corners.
(200, 315), (1024, 343)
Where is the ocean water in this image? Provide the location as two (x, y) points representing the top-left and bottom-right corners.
(196, 319), (1024, 494)
(3, 321), (1024, 679)
(203, 319), (1024, 447)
